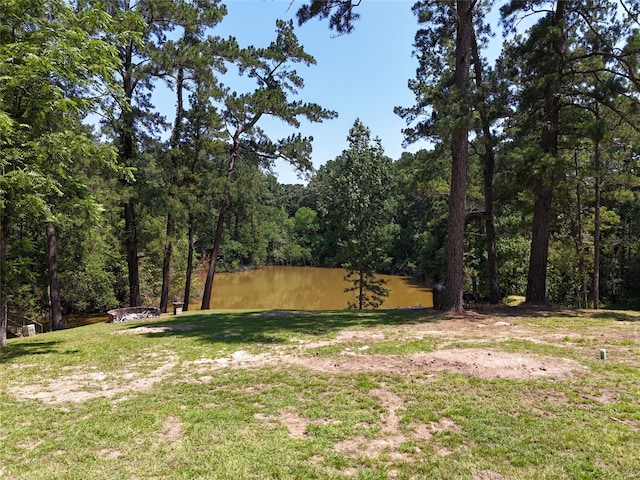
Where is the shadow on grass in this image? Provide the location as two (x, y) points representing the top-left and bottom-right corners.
(106, 303), (640, 345)
(0, 339), (74, 361)
(126, 308), (440, 344)
(466, 303), (640, 322)
(591, 311), (640, 322)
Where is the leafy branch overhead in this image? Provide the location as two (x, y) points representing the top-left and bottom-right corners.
(296, 0), (362, 34)
(224, 19), (337, 172)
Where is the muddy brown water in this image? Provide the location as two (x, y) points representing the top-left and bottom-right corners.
(195, 266), (433, 310)
(62, 266), (432, 328)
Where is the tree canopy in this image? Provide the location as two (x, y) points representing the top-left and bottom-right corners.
(2, 0), (640, 345)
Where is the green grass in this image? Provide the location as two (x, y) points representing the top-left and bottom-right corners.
(1, 307), (640, 479)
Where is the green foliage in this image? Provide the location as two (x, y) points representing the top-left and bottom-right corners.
(291, 206), (320, 264)
(4, 229), (43, 317)
(59, 257), (118, 313)
(390, 149), (449, 282)
(0, 0), (120, 208)
(0, 0), (122, 338)
(3, 0), (640, 321)
(344, 270), (388, 310)
(221, 19), (337, 173)
(496, 227), (530, 297)
(318, 119), (397, 309)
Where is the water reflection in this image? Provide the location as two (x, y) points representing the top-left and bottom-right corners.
(199, 266), (432, 310)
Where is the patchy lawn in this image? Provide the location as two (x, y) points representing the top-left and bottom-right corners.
(1, 306), (639, 479)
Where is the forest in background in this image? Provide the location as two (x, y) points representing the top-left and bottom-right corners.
(2, 0), (640, 344)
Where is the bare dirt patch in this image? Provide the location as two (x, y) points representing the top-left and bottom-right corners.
(414, 348), (585, 380)
(155, 415), (183, 447)
(8, 350), (179, 404)
(7, 310), (600, 406)
(334, 385), (411, 461)
(254, 410), (309, 439)
(336, 329), (387, 342)
(98, 449), (123, 460)
(7, 345), (583, 406)
(430, 417), (461, 433)
(287, 349), (583, 381)
(476, 471), (505, 480)
(114, 324), (197, 335)
(331, 385), (462, 461)
(17, 440), (44, 451)
(179, 330), (585, 383)
(253, 385), (427, 461)
(254, 383), (464, 463)
(177, 316), (585, 381)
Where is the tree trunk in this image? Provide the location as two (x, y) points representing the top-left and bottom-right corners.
(444, 1), (474, 312)
(124, 199), (142, 307)
(201, 133), (243, 310)
(525, 0), (566, 305)
(183, 217), (195, 311)
(359, 269), (364, 310)
(471, 26), (501, 305)
(159, 65), (186, 314)
(159, 212), (173, 313)
(0, 213), (8, 348)
(171, 66), (185, 147)
(46, 223), (63, 331)
(199, 79), (266, 309)
(593, 136), (601, 309)
(121, 37), (142, 307)
(485, 182), (501, 304)
(182, 134), (202, 312)
(573, 150), (587, 308)
(526, 181), (553, 303)
(200, 195), (230, 310)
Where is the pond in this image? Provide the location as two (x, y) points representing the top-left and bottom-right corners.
(60, 266), (432, 329)
(196, 266), (433, 310)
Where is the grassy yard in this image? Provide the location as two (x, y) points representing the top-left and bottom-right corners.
(1, 306), (639, 479)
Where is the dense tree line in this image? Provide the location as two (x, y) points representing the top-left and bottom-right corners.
(299, 0), (640, 310)
(1, 1), (640, 345)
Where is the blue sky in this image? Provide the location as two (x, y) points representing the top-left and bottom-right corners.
(149, 1), (519, 184)
(155, 0), (431, 184)
(221, 0), (428, 184)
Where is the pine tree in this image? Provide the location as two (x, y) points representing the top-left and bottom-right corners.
(318, 120), (396, 309)
(200, 20), (336, 309)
